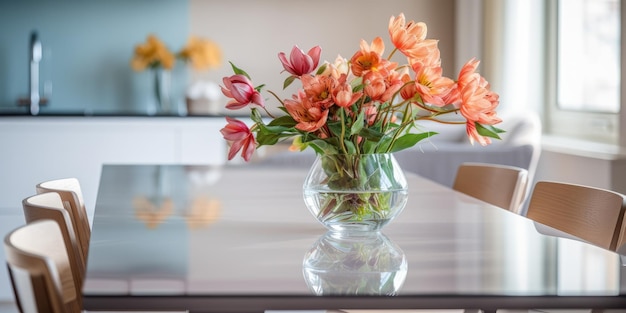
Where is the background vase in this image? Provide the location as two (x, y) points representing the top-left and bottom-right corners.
(302, 153), (408, 233)
(153, 68), (171, 113)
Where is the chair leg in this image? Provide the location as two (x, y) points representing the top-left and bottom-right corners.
(6, 264), (24, 313)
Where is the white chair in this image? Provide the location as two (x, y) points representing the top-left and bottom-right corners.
(452, 162), (529, 214)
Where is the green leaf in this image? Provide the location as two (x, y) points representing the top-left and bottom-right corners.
(350, 111), (365, 136)
(229, 61), (250, 79)
(268, 115), (297, 128)
(358, 127), (384, 142)
(315, 63), (328, 75)
(361, 140), (378, 154)
(344, 140), (357, 154)
(476, 123), (505, 139)
(249, 108), (264, 124)
(376, 136), (393, 152)
(283, 76), (297, 89)
(327, 121), (344, 138)
(389, 132), (438, 152)
(308, 139), (338, 155)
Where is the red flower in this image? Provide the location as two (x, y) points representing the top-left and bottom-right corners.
(221, 74), (265, 110)
(220, 117), (256, 161)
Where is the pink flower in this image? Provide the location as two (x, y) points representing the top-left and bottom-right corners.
(221, 74), (265, 110)
(220, 117), (256, 161)
(278, 45), (322, 77)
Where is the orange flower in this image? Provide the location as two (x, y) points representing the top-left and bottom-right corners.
(332, 74), (363, 108)
(388, 13), (428, 57)
(284, 91), (329, 133)
(350, 37), (385, 77)
(407, 40), (442, 68)
(301, 74), (335, 109)
(130, 35), (175, 71)
(178, 36), (222, 71)
(411, 62), (454, 106)
(399, 71), (417, 100)
(456, 59), (501, 145)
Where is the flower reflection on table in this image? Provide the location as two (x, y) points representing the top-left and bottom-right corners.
(132, 165), (222, 229)
(302, 231), (407, 296)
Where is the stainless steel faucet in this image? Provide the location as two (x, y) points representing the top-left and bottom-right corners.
(18, 31), (47, 115)
(29, 31), (42, 115)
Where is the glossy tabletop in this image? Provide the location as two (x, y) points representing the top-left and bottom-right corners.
(83, 164), (626, 312)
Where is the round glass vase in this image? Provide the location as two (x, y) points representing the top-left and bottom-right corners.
(302, 153), (408, 233)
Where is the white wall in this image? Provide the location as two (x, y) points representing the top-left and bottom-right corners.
(188, 0), (456, 114)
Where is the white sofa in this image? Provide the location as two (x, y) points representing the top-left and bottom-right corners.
(253, 110), (542, 189)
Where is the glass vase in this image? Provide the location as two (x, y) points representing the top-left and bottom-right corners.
(302, 153), (408, 233)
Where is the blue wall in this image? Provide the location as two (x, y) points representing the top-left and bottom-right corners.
(0, 0), (189, 114)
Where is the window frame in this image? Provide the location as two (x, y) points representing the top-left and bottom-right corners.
(545, 0), (622, 144)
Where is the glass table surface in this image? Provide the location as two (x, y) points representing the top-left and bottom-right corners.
(83, 164), (626, 312)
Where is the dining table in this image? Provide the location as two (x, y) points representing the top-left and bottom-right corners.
(82, 163), (626, 313)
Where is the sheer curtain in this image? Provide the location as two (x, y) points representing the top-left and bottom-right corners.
(457, 0), (546, 116)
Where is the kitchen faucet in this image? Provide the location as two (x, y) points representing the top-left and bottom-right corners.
(17, 31), (47, 115)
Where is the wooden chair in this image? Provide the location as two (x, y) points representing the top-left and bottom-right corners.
(527, 181), (626, 251)
(4, 219), (82, 313)
(36, 178), (90, 265)
(616, 214), (626, 254)
(22, 192), (85, 291)
(452, 162), (529, 214)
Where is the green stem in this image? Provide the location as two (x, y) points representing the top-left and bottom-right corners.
(339, 108), (349, 154)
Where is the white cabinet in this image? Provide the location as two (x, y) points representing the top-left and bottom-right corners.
(0, 116), (227, 300)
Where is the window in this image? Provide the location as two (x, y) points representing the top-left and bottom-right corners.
(546, 0), (622, 143)
(557, 0), (620, 113)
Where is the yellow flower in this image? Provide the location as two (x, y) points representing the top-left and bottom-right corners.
(131, 35), (176, 71)
(178, 36), (222, 71)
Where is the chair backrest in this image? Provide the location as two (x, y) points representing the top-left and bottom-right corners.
(452, 162), (529, 214)
(22, 192), (85, 291)
(527, 181), (626, 251)
(36, 178), (90, 264)
(4, 219), (82, 313)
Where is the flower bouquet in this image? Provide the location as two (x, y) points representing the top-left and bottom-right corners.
(220, 13), (503, 231)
